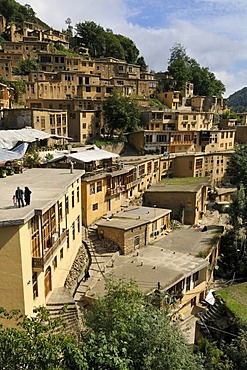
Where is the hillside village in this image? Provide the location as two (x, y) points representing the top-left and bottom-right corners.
(0, 14), (247, 351)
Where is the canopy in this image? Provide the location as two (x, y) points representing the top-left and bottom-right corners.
(0, 142), (29, 164)
(0, 128), (51, 149)
(68, 149), (119, 163)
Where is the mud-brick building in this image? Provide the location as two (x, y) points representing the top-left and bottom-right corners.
(96, 206), (171, 255)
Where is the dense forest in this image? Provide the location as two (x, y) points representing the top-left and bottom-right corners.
(228, 87), (247, 112)
(0, 0), (48, 29)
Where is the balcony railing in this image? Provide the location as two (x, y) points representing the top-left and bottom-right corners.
(170, 140), (193, 145)
(32, 229), (67, 270)
(106, 185), (126, 196)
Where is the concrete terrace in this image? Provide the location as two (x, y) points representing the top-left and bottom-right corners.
(85, 240), (208, 299)
(146, 177), (210, 193)
(0, 168), (84, 226)
(83, 213), (224, 300)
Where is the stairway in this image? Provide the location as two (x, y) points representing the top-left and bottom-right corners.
(46, 287), (82, 336)
(196, 298), (228, 340)
(74, 226), (119, 308)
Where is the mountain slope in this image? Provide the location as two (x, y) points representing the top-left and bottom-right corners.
(228, 87), (247, 111)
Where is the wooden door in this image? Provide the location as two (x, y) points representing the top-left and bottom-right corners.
(44, 266), (52, 296)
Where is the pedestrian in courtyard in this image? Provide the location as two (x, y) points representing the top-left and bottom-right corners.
(12, 194), (17, 207)
(15, 186), (24, 208)
(70, 160), (74, 174)
(24, 186), (32, 206)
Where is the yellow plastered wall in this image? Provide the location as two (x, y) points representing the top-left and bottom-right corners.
(0, 225), (25, 313)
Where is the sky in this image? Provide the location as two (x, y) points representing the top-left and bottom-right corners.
(17, 0), (247, 97)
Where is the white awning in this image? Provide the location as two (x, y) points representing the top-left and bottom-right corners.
(0, 128), (51, 149)
(68, 149), (119, 163)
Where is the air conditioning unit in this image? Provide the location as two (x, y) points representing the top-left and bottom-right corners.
(52, 233), (58, 243)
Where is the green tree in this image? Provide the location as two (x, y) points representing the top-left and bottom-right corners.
(13, 58), (41, 76)
(227, 144), (247, 187)
(103, 91), (141, 136)
(8, 79), (26, 102)
(223, 329), (247, 370)
(75, 21), (107, 58)
(218, 152), (247, 278)
(137, 56), (148, 72)
(0, 306), (87, 370)
(167, 43), (225, 96)
(75, 21), (142, 63)
(115, 34), (140, 63)
(194, 338), (233, 370)
(167, 43), (192, 91)
(65, 18), (73, 38)
(0, 0), (36, 25)
(85, 279), (203, 370)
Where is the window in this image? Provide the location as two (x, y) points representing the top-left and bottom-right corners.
(72, 222), (75, 240)
(90, 183), (95, 195)
(152, 220), (157, 232)
(67, 230), (69, 248)
(82, 122), (86, 129)
(72, 191), (75, 208)
(77, 186), (80, 202)
(59, 202), (63, 221)
(193, 271), (199, 287)
(60, 248), (63, 260)
(86, 86), (91, 92)
(65, 195), (69, 214)
(53, 256), (57, 269)
(93, 203), (98, 211)
(77, 216), (80, 232)
(32, 272), (38, 299)
(186, 276), (191, 291)
(134, 236), (140, 247)
(97, 181), (102, 192)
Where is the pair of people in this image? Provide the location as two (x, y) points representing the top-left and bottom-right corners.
(14, 186), (32, 208)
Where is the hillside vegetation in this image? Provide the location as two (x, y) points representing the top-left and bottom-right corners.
(228, 87), (247, 112)
(0, 0), (48, 28)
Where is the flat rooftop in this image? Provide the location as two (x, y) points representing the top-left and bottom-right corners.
(87, 222), (222, 298)
(118, 154), (162, 164)
(87, 242), (208, 297)
(153, 225), (223, 257)
(97, 217), (149, 230)
(146, 177), (209, 192)
(81, 165), (135, 182)
(97, 206), (171, 229)
(0, 168), (84, 227)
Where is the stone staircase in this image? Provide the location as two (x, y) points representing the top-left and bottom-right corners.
(74, 226), (119, 309)
(196, 298), (231, 341)
(46, 288), (82, 336)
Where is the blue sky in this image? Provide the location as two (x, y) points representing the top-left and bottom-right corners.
(18, 0), (247, 97)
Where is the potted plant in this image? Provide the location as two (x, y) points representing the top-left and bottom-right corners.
(5, 166), (15, 175)
(0, 169), (7, 178)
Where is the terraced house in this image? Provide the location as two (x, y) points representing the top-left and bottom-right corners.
(0, 168), (83, 317)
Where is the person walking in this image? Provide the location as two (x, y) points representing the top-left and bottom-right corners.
(24, 186), (32, 206)
(12, 194), (17, 207)
(15, 186), (24, 208)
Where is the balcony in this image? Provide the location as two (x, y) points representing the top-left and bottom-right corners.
(106, 185), (125, 196)
(170, 140), (193, 146)
(32, 229), (67, 271)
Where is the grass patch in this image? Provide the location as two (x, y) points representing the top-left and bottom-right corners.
(160, 177), (210, 186)
(217, 282), (247, 322)
(91, 138), (125, 147)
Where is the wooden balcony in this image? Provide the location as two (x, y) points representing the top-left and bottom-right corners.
(106, 185), (125, 196)
(170, 140), (193, 146)
(32, 229), (67, 271)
